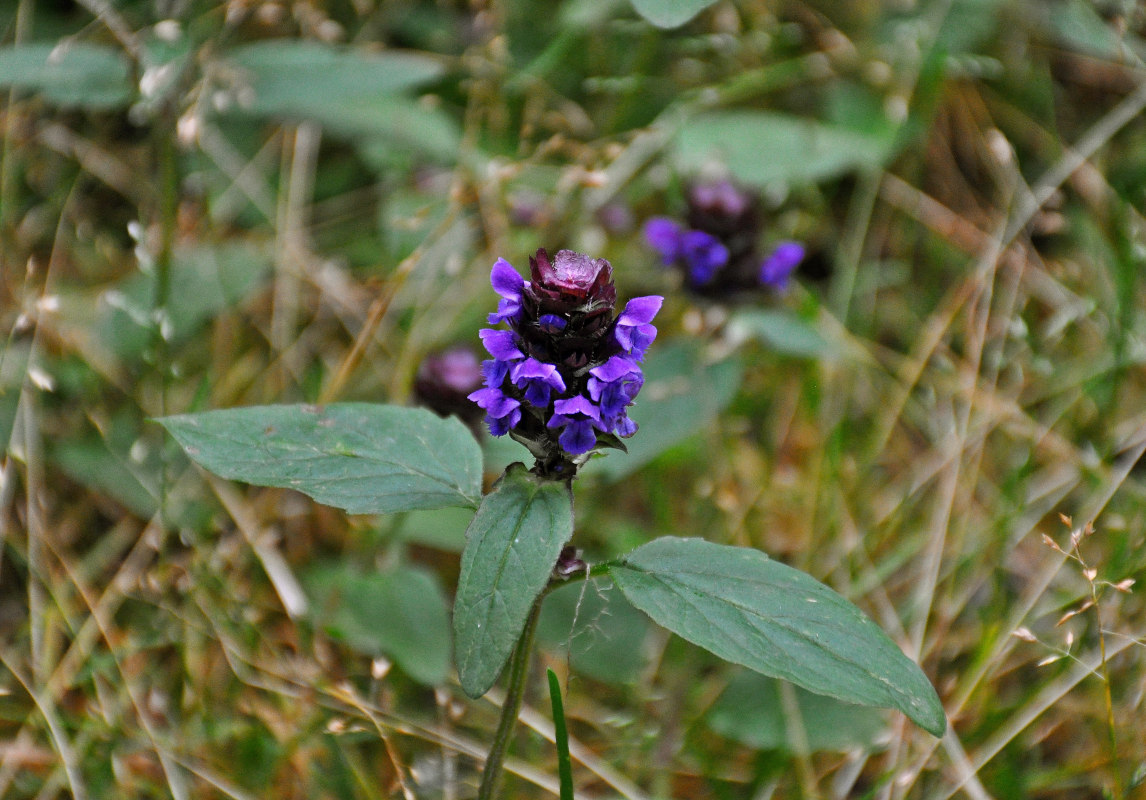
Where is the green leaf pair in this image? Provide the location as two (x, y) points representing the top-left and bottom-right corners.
(161, 403), (945, 738)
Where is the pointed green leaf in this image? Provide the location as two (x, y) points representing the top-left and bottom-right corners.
(158, 404), (482, 514)
(610, 537), (946, 736)
(454, 464), (573, 698)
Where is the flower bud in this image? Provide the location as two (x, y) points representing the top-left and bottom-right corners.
(414, 346), (485, 430)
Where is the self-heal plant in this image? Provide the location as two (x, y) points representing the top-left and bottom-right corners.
(159, 247), (945, 800)
(469, 249), (661, 477)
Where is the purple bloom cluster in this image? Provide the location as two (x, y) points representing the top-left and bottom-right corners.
(643, 180), (805, 295)
(468, 249), (662, 476)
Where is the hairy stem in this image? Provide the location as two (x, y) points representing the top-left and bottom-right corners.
(476, 597), (542, 800)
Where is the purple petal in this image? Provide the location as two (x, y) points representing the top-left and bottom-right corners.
(478, 329), (524, 361)
(759, 241), (804, 288)
(613, 415), (638, 437)
(487, 408), (520, 436)
(482, 359), (509, 388)
(559, 419), (597, 454)
(552, 394), (600, 421)
(490, 258), (525, 298)
(538, 314), (567, 333)
(643, 218), (683, 262)
(589, 356), (639, 383)
(467, 387), (520, 419)
(487, 296), (522, 324)
(511, 358), (566, 392)
(522, 382), (552, 407)
(619, 295), (663, 326)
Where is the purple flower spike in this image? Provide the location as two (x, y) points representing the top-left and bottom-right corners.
(759, 241), (805, 290)
(614, 295), (663, 360)
(473, 249), (658, 473)
(644, 218), (684, 264)
(511, 358), (567, 407)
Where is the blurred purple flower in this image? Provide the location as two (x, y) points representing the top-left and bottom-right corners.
(644, 180), (804, 296)
(413, 346), (485, 429)
(758, 241), (805, 291)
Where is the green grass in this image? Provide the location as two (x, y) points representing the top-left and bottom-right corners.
(2, 0), (1146, 797)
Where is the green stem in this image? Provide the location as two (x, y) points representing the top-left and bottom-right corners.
(476, 597), (542, 800)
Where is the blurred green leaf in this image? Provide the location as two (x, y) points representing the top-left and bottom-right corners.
(53, 432), (159, 519)
(675, 111), (898, 187)
(610, 537), (947, 737)
(1045, 0), (1145, 60)
(225, 41), (445, 119)
(584, 340), (742, 481)
(0, 42), (131, 109)
(708, 669), (887, 753)
(454, 464), (573, 697)
(306, 562), (451, 685)
(345, 97), (462, 164)
(394, 506), (473, 552)
(538, 579), (651, 685)
(159, 404), (483, 514)
(934, 0), (1004, 55)
(726, 309), (835, 358)
(96, 242), (271, 360)
(629, 0), (717, 28)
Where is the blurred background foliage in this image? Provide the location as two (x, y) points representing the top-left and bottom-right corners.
(2, 0), (1146, 797)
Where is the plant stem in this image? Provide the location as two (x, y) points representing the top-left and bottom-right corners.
(476, 597), (542, 800)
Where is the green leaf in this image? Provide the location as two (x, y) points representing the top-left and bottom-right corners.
(726, 309), (835, 358)
(159, 404), (483, 514)
(0, 42), (131, 109)
(675, 111), (898, 187)
(306, 562), (451, 685)
(708, 669), (887, 753)
(454, 464), (573, 698)
(95, 242), (272, 360)
(584, 340), (742, 481)
(629, 0), (717, 28)
(610, 538), (946, 736)
(225, 41), (445, 121)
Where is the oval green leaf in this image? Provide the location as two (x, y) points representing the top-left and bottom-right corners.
(610, 537), (946, 736)
(0, 43), (131, 110)
(675, 111), (897, 187)
(225, 41), (445, 121)
(454, 464), (573, 698)
(158, 404), (482, 514)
